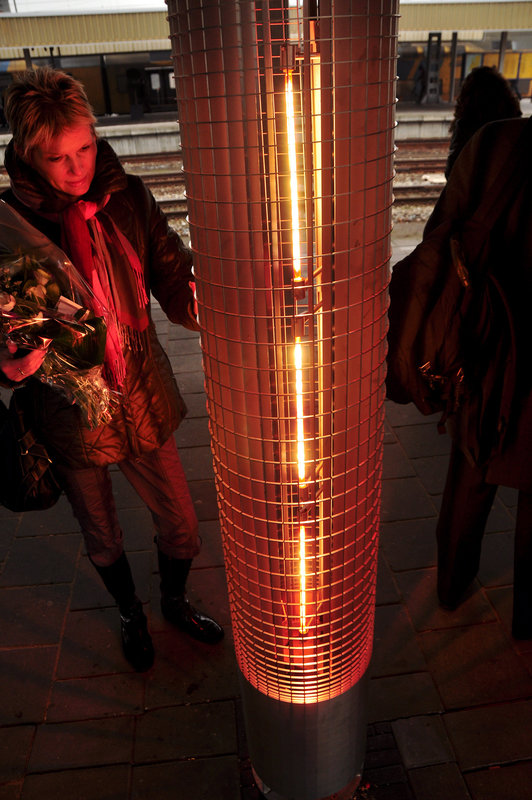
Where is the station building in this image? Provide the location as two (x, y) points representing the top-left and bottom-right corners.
(0, 1), (532, 119)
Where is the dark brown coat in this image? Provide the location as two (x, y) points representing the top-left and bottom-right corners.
(387, 117), (532, 490)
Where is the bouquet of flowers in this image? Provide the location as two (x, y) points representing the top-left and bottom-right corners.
(0, 201), (116, 428)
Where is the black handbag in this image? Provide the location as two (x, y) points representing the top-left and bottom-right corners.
(0, 391), (62, 512)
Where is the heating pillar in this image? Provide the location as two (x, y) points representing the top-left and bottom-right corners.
(167, 2), (398, 798)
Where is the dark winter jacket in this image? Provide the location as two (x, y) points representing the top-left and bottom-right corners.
(1, 139), (198, 468)
(387, 117), (532, 490)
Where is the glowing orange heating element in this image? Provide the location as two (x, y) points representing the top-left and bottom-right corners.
(285, 68), (302, 284)
(287, 63), (310, 638)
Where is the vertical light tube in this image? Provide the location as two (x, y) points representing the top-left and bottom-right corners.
(168, 2), (398, 798)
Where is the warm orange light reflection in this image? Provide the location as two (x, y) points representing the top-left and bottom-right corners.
(285, 68), (302, 283)
(299, 524), (308, 634)
(294, 336), (306, 483)
(287, 63), (312, 644)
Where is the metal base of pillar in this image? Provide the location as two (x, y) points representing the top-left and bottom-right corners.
(239, 669), (369, 800)
(253, 767), (362, 800)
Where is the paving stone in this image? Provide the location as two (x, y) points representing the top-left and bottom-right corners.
(484, 495), (517, 533)
(478, 531), (514, 588)
(56, 607), (130, 678)
(167, 335), (203, 358)
(0, 784), (22, 800)
(176, 368), (205, 394)
(497, 486), (518, 511)
(379, 518), (437, 572)
(393, 424), (451, 460)
(376, 551), (401, 605)
(47, 673), (144, 722)
(394, 568), (495, 632)
(361, 763), (411, 792)
(444, 700), (532, 770)
(178, 390), (209, 418)
(419, 624), (532, 709)
(115, 506), (155, 551)
(366, 731), (396, 753)
(15, 497), (78, 536)
(195, 518), (225, 569)
(178, 443), (215, 482)
(383, 401), (436, 428)
(175, 416), (211, 448)
(380, 477), (438, 523)
(392, 715), (455, 769)
(0, 647), (56, 725)
(131, 755), (240, 800)
(0, 516), (19, 562)
(0, 584), (70, 647)
(382, 441), (415, 480)
(0, 534), (81, 587)
(189, 479), (220, 521)
(486, 586), (532, 653)
(174, 352), (204, 374)
(383, 421), (396, 445)
(28, 717), (134, 772)
(411, 454), (449, 497)
(371, 604), (427, 677)
(134, 701), (237, 763)
(408, 763), (471, 800)
(0, 725), (34, 782)
(465, 760), (532, 800)
(144, 628), (239, 708)
(368, 674), (443, 723)
(364, 746), (402, 770)
(105, 471), (145, 510)
(21, 765), (130, 800)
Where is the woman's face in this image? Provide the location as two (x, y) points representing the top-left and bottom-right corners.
(30, 123), (97, 198)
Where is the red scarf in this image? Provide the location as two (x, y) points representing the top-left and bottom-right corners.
(61, 200), (149, 387)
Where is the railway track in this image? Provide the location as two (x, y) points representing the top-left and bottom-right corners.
(393, 183), (443, 203)
(0, 140), (448, 221)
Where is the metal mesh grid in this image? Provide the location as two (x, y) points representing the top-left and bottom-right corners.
(168, 0), (398, 704)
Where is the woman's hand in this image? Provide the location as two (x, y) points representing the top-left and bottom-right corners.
(0, 340), (48, 382)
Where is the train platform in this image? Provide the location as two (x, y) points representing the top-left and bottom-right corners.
(2, 99), (531, 162)
(1, 222), (531, 800)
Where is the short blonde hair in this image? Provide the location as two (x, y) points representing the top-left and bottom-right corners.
(4, 67), (97, 161)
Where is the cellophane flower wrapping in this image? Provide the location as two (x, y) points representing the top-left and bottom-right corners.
(0, 201), (117, 428)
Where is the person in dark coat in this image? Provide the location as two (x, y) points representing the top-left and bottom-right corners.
(0, 68), (223, 670)
(387, 116), (532, 639)
(445, 66), (521, 178)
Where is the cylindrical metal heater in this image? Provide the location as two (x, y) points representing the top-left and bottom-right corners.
(167, 2), (398, 798)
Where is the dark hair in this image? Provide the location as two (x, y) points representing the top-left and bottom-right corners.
(446, 66), (521, 177)
(450, 66), (521, 136)
(3, 67), (96, 161)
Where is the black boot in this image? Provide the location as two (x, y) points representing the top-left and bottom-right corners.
(157, 551), (224, 644)
(91, 552), (154, 672)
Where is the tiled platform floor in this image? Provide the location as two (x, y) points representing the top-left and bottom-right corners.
(0, 224), (530, 800)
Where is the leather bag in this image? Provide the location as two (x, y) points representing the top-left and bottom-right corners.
(387, 117), (532, 465)
(0, 391), (62, 512)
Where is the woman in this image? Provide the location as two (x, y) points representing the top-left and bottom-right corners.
(0, 68), (223, 671)
(445, 66), (521, 178)
(387, 115), (532, 640)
